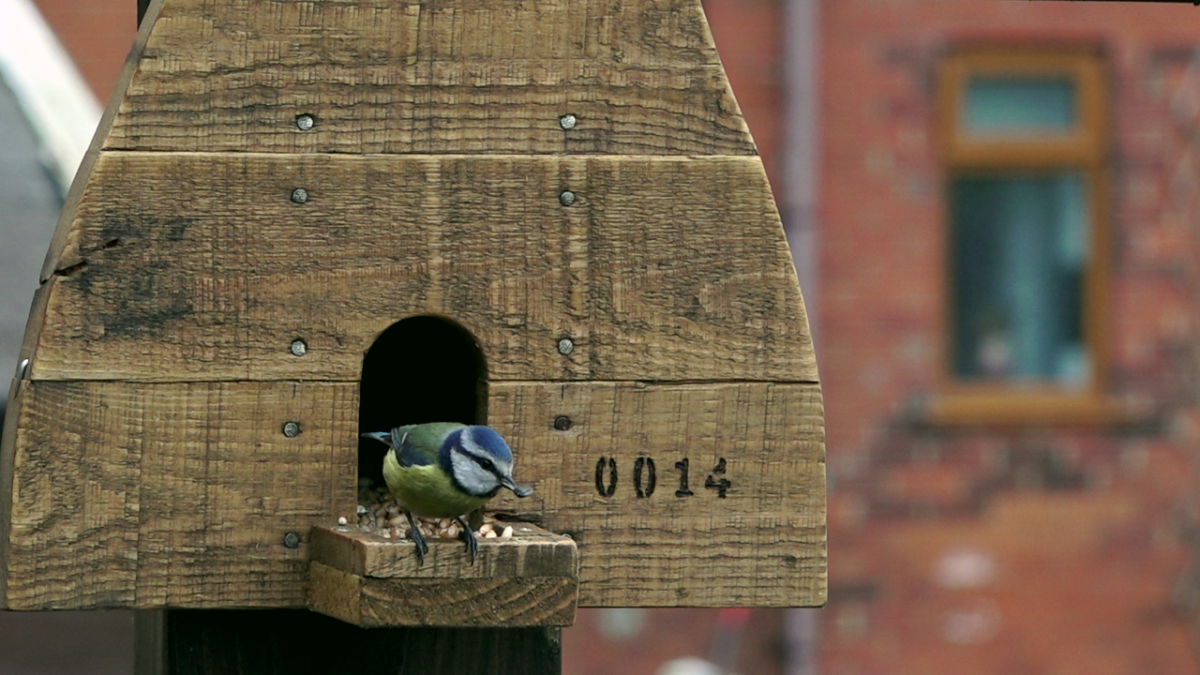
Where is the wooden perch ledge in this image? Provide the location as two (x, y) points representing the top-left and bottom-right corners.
(307, 524), (579, 628)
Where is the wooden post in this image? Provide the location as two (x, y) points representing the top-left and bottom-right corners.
(135, 610), (561, 675)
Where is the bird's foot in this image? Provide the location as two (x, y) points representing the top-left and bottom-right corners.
(405, 511), (429, 565)
(456, 516), (478, 565)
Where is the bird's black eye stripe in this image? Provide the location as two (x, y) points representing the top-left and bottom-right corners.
(470, 454), (502, 477)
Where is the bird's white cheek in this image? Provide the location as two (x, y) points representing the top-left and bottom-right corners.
(451, 454), (498, 496)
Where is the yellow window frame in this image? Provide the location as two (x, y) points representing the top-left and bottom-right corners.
(928, 48), (1130, 427)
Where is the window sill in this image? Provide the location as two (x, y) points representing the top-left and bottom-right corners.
(920, 390), (1148, 428)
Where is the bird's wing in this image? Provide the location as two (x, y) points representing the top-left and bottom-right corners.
(393, 423), (465, 467)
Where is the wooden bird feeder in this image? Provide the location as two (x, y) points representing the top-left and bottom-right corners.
(1, 0), (825, 669)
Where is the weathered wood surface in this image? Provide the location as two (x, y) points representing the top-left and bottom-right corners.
(103, 0), (752, 156)
(3, 0), (826, 619)
(32, 153), (813, 384)
(309, 523), (577, 579)
(0, 378), (21, 607)
(2, 379), (825, 609)
(136, 609), (562, 675)
(3, 381), (358, 609)
(309, 562), (578, 627)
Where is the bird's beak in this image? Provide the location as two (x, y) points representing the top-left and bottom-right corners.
(500, 476), (534, 498)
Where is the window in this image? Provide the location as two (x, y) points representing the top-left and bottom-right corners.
(932, 49), (1122, 425)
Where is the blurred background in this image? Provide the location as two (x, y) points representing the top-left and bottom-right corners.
(5, 0), (1200, 673)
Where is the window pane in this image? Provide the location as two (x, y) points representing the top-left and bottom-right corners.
(950, 173), (1089, 386)
(963, 77), (1076, 135)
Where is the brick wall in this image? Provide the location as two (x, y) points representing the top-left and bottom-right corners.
(821, 1), (1200, 672)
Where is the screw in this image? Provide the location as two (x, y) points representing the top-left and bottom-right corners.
(16, 358), (30, 380)
(282, 421), (301, 438)
(291, 188), (309, 204)
(290, 339), (307, 356)
(557, 337), (574, 355)
(296, 114), (315, 131)
(554, 415), (572, 431)
(559, 190), (576, 207)
(283, 532), (301, 549)
(559, 114), (577, 130)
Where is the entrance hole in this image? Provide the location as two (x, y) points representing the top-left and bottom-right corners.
(357, 315), (488, 486)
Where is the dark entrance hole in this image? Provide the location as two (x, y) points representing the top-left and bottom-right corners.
(357, 315), (487, 486)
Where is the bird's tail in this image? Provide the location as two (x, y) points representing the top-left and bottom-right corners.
(361, 431), (391, 446)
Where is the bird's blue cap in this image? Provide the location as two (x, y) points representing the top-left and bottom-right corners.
(464, 425), (513, 463)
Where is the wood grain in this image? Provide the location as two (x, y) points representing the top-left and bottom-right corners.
(488, 380), (827, 607)
(38, 0), (163, 283)
(102, 0), (752, 156)
(0, 374), (21, 609)
(309, 523), (578, 579)
(3, 380), (824, 609)
(33, 153), (813, 384)
(3, 380), (358, 610)
(308, 562), (578, 627)
(0, 282), (50, 603)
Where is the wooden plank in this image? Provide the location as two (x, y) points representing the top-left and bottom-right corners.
(102, 0), (752, 156)
(32, 153), (814, 384)
(0, 364), (23, 609)
(0, 380), (14, 608)
(307, 523), (579, 626)
(309, 523), (578, 579)
(39, 0), (165, 283)
(3, 380), (824, 609)
(2, 380), (359, 610)
(0, 279), (51, 606)
(308, 562), (578, 627)
(488, 380), (827, 607)
(2, 381), (143, 609)
(132, 382), (359, 607)
(147, 609), (561, 675)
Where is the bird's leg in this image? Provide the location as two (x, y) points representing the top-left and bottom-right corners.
(455, 515), (478, 565)
(405, 510), (428, 565)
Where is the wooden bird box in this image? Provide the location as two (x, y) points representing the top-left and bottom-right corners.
(0, 0), (826, 624)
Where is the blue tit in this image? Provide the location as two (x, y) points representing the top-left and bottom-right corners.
(361, 422), (533, 564)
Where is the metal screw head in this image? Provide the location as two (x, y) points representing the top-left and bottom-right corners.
(290, 339), (308, 356)
(283, 532), (301, 549)
(557, 337), (575, 356)
(559, 114), (577, 130)
(16, 358), (30, 380)
(291, 188), (309, 204)
(553, 415), (572, 431)
(282, 421), (302, 438)
(295, 114), (315, 131)
(559, 190), (576, 207)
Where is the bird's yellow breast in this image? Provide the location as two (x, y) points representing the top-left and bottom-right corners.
(382, 449), (491, 518)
